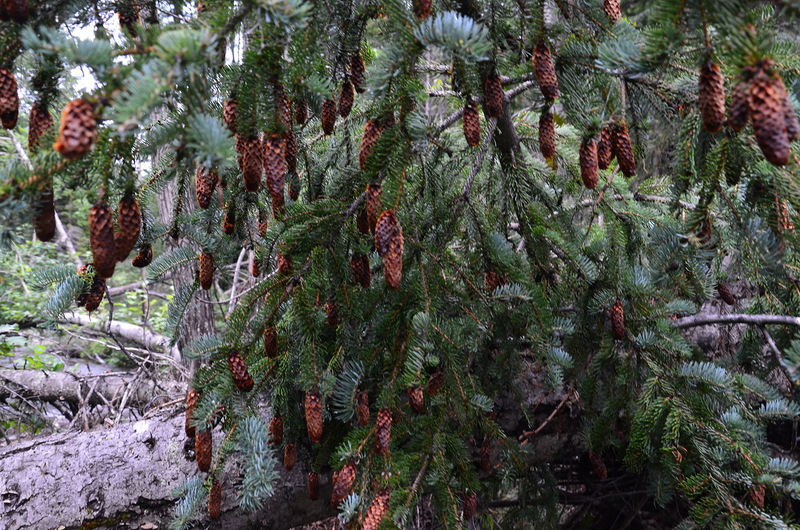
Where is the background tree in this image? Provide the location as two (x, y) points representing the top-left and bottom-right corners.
(3, 0), (800, 528)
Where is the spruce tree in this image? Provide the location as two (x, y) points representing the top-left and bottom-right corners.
(4, 0), (800, 528)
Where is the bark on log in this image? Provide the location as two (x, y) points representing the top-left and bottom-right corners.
(0, 408), (335, 530)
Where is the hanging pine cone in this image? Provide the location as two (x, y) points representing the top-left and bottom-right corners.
(588, 450), (608, 479)
(407, 386), (424, 414)
(257, 213), (269, 239)
(321, 99), (336, 135)
(698, 60), (726, 134)
(54, 99), (97, 160)
(351, 52), (367, 94)
(480, 438), (491, 471)
(533, 41), (559, 103)
(784, 96), (800, 142)
(199, 252), (214, 290)
(89, 199), (117, 279)
(28, 103), (53, 154)
(579, 137), (599, 190)
(331, 461), (357, 507)
(748, 485), (766, 509)
(114, 194), (142, 262)
(268, 415), (283, 446)
(597, 126), (614, 170)
(365, 184), (382, 233)
(228, 350), (253, 392)
(132, 244), (153, 267)
(427, 368), (444, 397)
(360, 120), (382, 170)
(539, 109), (556, 160)
(610, 299), (625, 340)
(284, 443), (297, 471)
(32, 186), (56, 242)
(277, 251), (293, 275)
(464, 492), (478, 521)
(374, 407), (392, 456)
(223, 203), (235, 235)
(118, 4), (141, 35)
(196, 429), (212, 473)
(223, 98), (237, 133)
(295, 99), (308, 126)
(264, 133), (286, 203)
(603, 0), (620, 22)
(375, 210), (403, 290)
(83, 273), (106, 313)
(351, 254), (371, 288)
(717, 283), (735, 306)
(325, 300), (339, 328)
(264, 325), (278, 358)
(362, 489), (390, 530)
(308, 472), (320, 501)
(484, 270), (508, 292)
(728, 81), (750, 131)
(285, 127), (297, 174)
(208, 479), (221, 520)
(239, 135), (263, 193)
(413, 0), (431, 18)
(484, 74), (504, 118)
(339, 79), (354, 118)
(185, 389), (200, 438)
(611, 122), (636, 177)
(305, 391), (324, 443)
(278, 89), (292, 131)
(356, 390), (370, 426)
(749, 59), (791, 166)
(5, 0), (29, 23)
(195, 165), (218, 210)
(463, 101), (481, 147)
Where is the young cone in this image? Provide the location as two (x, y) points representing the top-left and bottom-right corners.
(331, 461), (357, 507)
(308, 472), (319, 501)
(0, 68), (18, 129)
(223, 98), (237, 133)
(32, 186), (56, 242)
(533, 41), (559, 103)
(717, 283), (736, 306)
(539, 110), (556, 160)
(89, 200), (117, 279)
(305, 391), (323, 443)
(264, 325), (278, 358)
(114, 194), (142, 262)
(365, 184), (383, 232)
(277, 252), (293, 275)
(597, 126), (614, 169)
(413, 0), (431, 18)
(484, 74), (504, 118)
(728, 81), (750, 131)
(195, 166), (218, 210)
(195, 429), (212, 473)
(132, 244), (153, 268)
(698, 60), (726, 134)
(612, 122), (636, 177)
(239, 135), (263, 192)
(339, 79), (354, 118)
(185, 389), (200, 438)
(321, 99), (336, 135)
(268, 415), (283, 446)
(283, 443), (296, 471)
(208, 479), (221, 520)
(264, 134), (286, 204)
(359, 120), (382, 170)
(375, 210), (404, 289)
(350, 53), (367, 94)
(374, 407), (392, 455)
(75, 264), (90, 307)
(610, 299), (625, 340)
(54, 99), (97, 160)
(463, 101), (481, 147)
(362, 489), (391, 530)
(227, 351), (253, 391)
(603, 0), (620, 22)
(28, 103), (54, 154)
(356, 390), (370, 426)
(579, 137), (599, 190)
(749, 59), (792, 166)
(351, 254), (371, 288)
(199, 252), (214, 290)
(83, 273), (106, 313)
(408, 386), (424, 414)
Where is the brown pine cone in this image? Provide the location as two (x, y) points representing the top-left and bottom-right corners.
(239, 135), (263, 193)
(597, 125), (614, 170)
(351, 254), (371, 288)
(5, 0), (29, 23)
(199, 252), (214, 290)
(208, 479), (221, 520)
(610, 299), (625, 340)
(118, 4), (141, 36)
(463, 101), (481, 147)
(413, 0), (431, 18)
(264, 325), (278, 358)
(195, 165), (218, 210)
(32, 185), (56, 242)
(0, 68), (19, 129)
(728, 81), (750, 131)
(228, 350), (253, 392)
(272, 193), (285, 218)
(331, 461), (357, 507)
(185, 389), (200, 438)
(407, 386), (424, 414)
(257, 213), (269, 238)
(285, 126), (297, 174)
(308, 472), (320, 501)
(277, 251), (293, 275)
(603, 0), (620, 22)
(533, 41), (559, 103)
(784, 96), (800, 142)
(611, 122), (636, 177)
(539, 110), (556, 160)
(54, 99), (97, 160)
(277, 89), (292, 131)
(374, 407), (392, 456)
(427, 368), (444, 397)
(132, 244), (153, 267)
(589, 450), (608, 479)
(359, 120), (382, 170)
(351, 52), (367, 94)
(325, 300), (339, 327)
(264, 133), (286, 203)
(362, 489), (390, 530)
(480, 438), (491, 471)
(223, 98), (237, 133)
(464, 492), (478, 521)
(321, 99), (336, 135)
(305, 391), (324, 443)
(717, 283), (735, 306)
(83, 273), (106, 313)
(697, 217), (714, 248)
(484, 270), (508, 291)
(356, 390), (370, 426)
(365, 184), (382, 233)
(749, 59), (791, 166)
(339, 79), (354, 118)
(295, 99), (308, 126)
(484, 74), (504, 118)
(283, 443), (297, 471)
(748, 485), (766, 509)
(698, 60), (726, 134)
(223, 203), (235, 235)
(579, 137), (599, 190)
(196, 429), (212, 473)
(268, 414), (283, 446)
(28, 103), (53, 154)
(89, 199), (117, 279)
(114, 194), (142, 262)
(375, 210), (403, 290)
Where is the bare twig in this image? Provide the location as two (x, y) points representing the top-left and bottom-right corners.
(672, 313), (800, 329)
